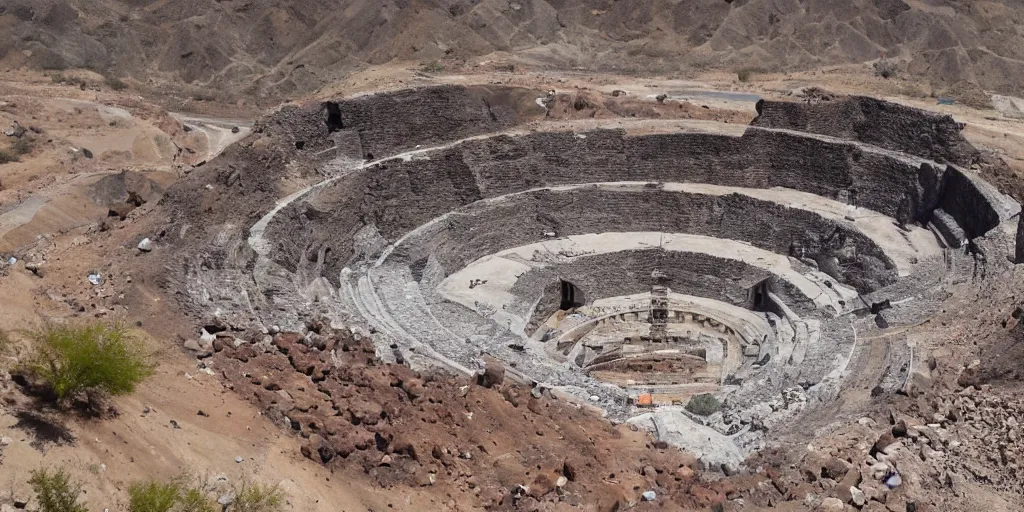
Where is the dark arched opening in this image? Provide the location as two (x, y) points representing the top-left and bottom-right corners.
(749, 279), (770, 312)
(559, 279), (585, 310)
(324, 102), (343, 133)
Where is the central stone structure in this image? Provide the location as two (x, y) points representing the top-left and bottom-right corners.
(649, 270), (671, 343)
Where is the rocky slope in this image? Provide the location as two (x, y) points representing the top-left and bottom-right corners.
(4, 0), (1024, 101)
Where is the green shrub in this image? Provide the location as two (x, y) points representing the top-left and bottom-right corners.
(178, 487), (217, 512)
(0, 150), (18, 164)
(685, 393), (721, 416)
(105, 75), (128, 91)
(130, 480), (181, 512)
(233, 482), (285, 512)
(129, 478), (217, 512)
(27, 321), (154, 401)
(29, 468), (88, 512)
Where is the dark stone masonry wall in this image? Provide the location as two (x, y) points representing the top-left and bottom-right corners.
(508, 250), (815, 318)
(939, 166), (1005, 239)
(266, 128), (919, 291)
(258, 84), (544, 158)
(397, 188), (895, 293)
(752, 96), (980, 167)
(263, 99), (1014, 306)
(458, 128), (932, 222)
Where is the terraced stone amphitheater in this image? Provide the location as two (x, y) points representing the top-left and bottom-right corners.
(170, 85), (1022, 467)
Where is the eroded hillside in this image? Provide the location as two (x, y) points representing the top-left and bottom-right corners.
(3, 0), (1024, 102)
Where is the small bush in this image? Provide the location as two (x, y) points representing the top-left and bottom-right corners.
(233, 482), (285, 512)
(178, 487), (217, 512)
(12, 138), (32, 156)
(874, 59), (898, 79)
(130, 481), (181, 512)
(190, 91), (219, 102)
(49, 73), (89, 88)
(27, 321), (154, 401)
(129, 478), (217, 512)
(420, 60), (445, 74)
(737, 67), (766, 83)
(29, 468), (88, 512)
(105, 75), (128, 91)
(685, 393), (721, 416)
(0, 150), (18, 164)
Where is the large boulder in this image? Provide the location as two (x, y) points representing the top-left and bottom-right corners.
(476, 361), (505, 388)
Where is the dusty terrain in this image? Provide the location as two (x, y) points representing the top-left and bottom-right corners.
(4, 0), (1024, 104)
(2, 7), (1024, 511)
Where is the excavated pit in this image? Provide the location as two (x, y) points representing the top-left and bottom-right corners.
(170, 85), (1023, 468)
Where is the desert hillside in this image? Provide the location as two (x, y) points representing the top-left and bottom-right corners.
(3, 0), (1024, 101)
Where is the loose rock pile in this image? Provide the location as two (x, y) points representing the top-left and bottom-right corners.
(911, 385), (1024, 497)
(188, 322), (754, 510)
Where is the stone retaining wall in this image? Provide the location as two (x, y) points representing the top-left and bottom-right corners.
(256, 84), (544, 157)
(752, 96), (979, 167)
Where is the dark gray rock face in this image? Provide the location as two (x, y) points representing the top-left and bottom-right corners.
(265, 126), (951, 292)
(752, 96), (979, 167)
(510, 249), (810, 316)
(258, 85), (545, 158)
(1017, 216), (1024, 265)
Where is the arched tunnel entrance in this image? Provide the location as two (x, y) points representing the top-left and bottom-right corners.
(749, 279), (770, 312)
(324, 102), (343, 132)
(560, 279), (585, 310)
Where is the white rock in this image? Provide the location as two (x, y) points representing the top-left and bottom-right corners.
(649, 410), (745, 469)
(641, 490), (656, 501)
(869, 462), (890, 479)
(850, 486), (866, 507)
(137, 238), (153, 252)
(884, 472), (902, 489)
(819, 497), (844, 512)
